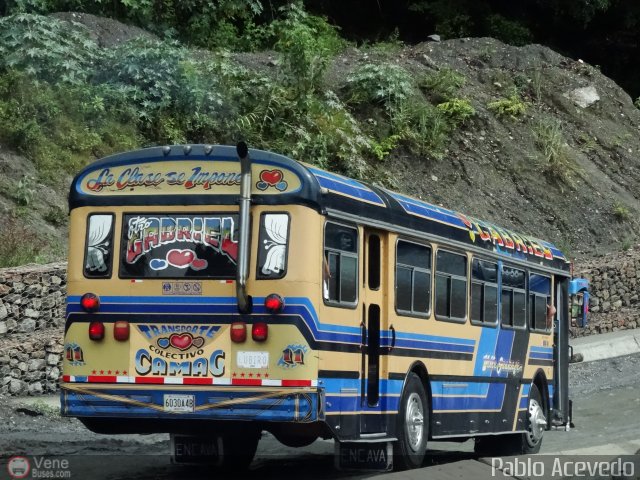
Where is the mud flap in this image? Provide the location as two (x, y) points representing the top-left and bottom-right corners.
(171, 434), (223, 465)
(335, 440), (393, 471)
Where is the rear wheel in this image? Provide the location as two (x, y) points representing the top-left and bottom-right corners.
(394, 373), (429, 470)
(474, 384), (546, 456)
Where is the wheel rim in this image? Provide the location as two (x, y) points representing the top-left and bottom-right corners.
(526, 398), (546, 446)
(405, 392), (424, 452)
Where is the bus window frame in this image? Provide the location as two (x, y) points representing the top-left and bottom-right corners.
(500, 264), (527, 331)
(529, 271), (553, 334)
(434, 247), (468, 324)
(469, 256), (499, 328)
(256, 211), (291, 280)
(323, 220), (359, 309)
(83, 212), (116, 280)
(394, 237), (433, 319)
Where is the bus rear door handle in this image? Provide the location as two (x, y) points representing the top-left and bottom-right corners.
(389, 325), (396, 352)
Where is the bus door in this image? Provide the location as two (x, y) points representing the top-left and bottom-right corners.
(553, 277), (570, 427)
(360, 229), (387, 433)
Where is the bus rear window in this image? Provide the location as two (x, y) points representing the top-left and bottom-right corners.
(119, 213), (238, 279)
(84, 214), (115, 278)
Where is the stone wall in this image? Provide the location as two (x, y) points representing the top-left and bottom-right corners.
(573, 248), (640, 337)
(0, 263), (66, 396)
(1, 250), (639, 396)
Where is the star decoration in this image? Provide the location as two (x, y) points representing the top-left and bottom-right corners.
(264, 373), (269, 378)
(248, 373), (253, 378)
(256, 373), (261, 378)
(122, 370), (127, 375)
(92, 370), (97, 375)
(99, 370), (104, 375)
(107, 370), (112, 374)
(240, 372), (245, 377)
(232, 373), (237, 377)
(115, 370), (120, 375)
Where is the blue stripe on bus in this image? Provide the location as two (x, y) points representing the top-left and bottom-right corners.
(389, 192), (467, 229)
(432, 383), (506, 411)
(67, 296), (476, 353)
(530, 346), (553, 354)
(473, 325), (500, 376)
(307, 167), (386, 206)
(529, 352), (553, 360)
(431, 381), (491, 397)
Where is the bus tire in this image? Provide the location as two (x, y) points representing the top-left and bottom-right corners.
(218, 429), (261, 470)
(474, 384), (545, 456)
(394, 372), (429, 470)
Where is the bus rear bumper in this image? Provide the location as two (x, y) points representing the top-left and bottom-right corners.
(60, 383), (323, 424)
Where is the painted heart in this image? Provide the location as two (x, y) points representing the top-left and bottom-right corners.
(191, 258), (208, 270)
(259, 169), (283, 186)
(157, 337), (170, 349)
(192, 337), (205, 348)
(167, 249), (195, 268)
(169, 333), (193, 350)
(150, 259), (168, 271)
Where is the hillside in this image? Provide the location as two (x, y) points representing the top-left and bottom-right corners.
(1, 13), (640, 265)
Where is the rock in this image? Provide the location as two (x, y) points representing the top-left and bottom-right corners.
(0, 322), (6, 335)
(50, 276), (62, 285)
(17, 362), (27, 372)
(0, 302), (7, 320)
(12, 282), (25, 293)
(48, 367), (60, 380)
(24, 308), (40, 319)
(613, 300), (623, 308)
(563, 85), (599, 108)
(0, 284), (10, 295)
(18, 318), (36, 333)
(9, 379), (25, 395)
(28, 382), (43, 395)
(427, 34), (441, 42)
(28, 359), (46, 371)
(46, 354), (60, 366)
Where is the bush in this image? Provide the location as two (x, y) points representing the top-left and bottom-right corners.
(534, 119), (573, 185)
(0, 14), (99, 84)
(344, 63), (414, 109)
(485, 14), (533, 46)
(613, 202), (631, 222)
(420, 68), (466, 101)
(0, 215), (46, 267)
(436, 98), (475, 125)
(488, 94), (528, 119)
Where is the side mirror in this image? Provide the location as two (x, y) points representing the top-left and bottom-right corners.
(569, 278), (589, 328)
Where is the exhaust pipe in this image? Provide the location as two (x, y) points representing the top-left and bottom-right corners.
(236, 141), (252, 314)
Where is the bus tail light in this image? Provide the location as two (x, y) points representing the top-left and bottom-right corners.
(80, 293), (100, 313)
(88, 321), (105, 341)
(230, 322), (247, 343)
(113, 321), (130, 341)
(252, 322), (268, 342)
(264, 294), (285, 314)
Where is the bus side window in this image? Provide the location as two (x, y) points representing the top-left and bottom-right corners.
(501, 265), (526, 328)
(84, 214), (115, 278)
(435, 250), (467, 322)
(395, 240), (431, 317)
(323, 222), (358, 306)
(470, 258), (498, 326)
(529, 273), (552, 331)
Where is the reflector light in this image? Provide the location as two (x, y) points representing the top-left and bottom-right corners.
(264, 294), (285, 314)
(113, 321), (130, 341)
(252, 322), (268, 342)
(230, 322), (247, 343)
(80, 293), (100, 313)
(88, 321), (105, 341)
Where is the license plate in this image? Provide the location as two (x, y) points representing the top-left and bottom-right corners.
(164, 394), (195, 413)
(236, 351), (269, 369)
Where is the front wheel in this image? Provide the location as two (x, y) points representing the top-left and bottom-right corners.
(474, 383), (546, 456)
(394, 373), (429, 470)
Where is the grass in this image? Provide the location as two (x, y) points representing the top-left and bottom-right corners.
(613, 202), (631, 222)
(488, 93), (528, 119)
(534, 119), (573, 186)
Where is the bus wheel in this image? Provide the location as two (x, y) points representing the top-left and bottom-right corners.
(474, 384), (545, 456)
(523, 384), (546, 453)
(218, 429), (261, 470)
(394, 373), (429, 470)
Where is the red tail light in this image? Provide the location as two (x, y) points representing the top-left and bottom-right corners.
(81, 293), (100, 313)
(113, 321), (130, 341)
(264, 294), (285, 314)
(252, 322), (268, 342)
(88, 321), (105, 341)
(230, 322), (247, 343)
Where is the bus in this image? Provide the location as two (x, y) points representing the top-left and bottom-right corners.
(60, 143), (589, 471)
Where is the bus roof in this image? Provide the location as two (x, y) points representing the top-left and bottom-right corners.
(70, 144), (570, 272)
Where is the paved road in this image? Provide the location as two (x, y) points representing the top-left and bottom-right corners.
(1, 354), (639, 479)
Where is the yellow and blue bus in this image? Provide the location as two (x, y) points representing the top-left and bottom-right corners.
(61, 143), (588, 470)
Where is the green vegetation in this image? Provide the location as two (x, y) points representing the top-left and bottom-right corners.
(420, 68), (466, 101)
(436, 98), (475, 125)
(488, 93), (528, 119)
(0, 216), (45, 267)
(534, 119), (573, 185)
(613, 202), (631, 222)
